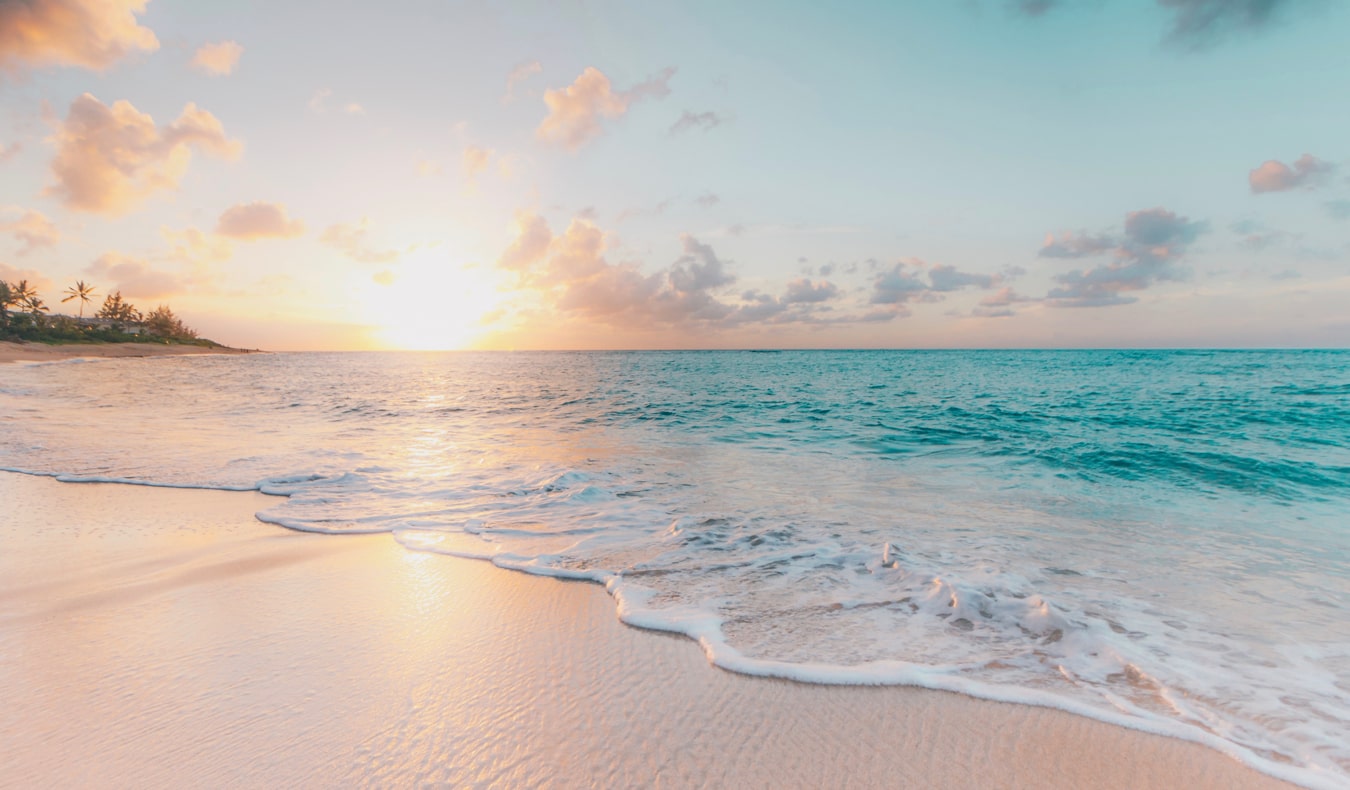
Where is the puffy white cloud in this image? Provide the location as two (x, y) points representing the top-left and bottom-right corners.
(190, 40), (242, 76)
(45, 93), (242, 215)
(1249, 153), (1333, 194)
(537, 66), (676, 150)
(0, 0), (158, 74)
(215, 202), (304, 240)
(0, 208), (59, 254)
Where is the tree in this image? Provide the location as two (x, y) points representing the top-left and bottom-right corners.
(61, 280), (97, 318)
(0, 281), (13, 330)
(96, 291), (142, 325)
(144, 304), (196, 339)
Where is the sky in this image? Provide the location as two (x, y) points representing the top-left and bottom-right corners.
(0, 0), (1347, 351)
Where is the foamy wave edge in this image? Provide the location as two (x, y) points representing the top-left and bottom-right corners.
(1, 468), (1339, 790)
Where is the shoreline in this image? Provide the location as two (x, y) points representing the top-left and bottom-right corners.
(0, 471), (1301, 788)
(0, 340), (258, 364)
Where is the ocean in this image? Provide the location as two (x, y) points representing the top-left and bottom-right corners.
(2, 349), (1347, 787)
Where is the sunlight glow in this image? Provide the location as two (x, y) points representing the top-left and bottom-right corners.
(363, 251), (504, 350)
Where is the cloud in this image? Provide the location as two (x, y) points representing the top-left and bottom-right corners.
(45, 93), (242, 215)
(320, 219), (404, 264)
(1249, 153), (1334, 193)
(85, 252), (185, 299)
(868, 260), (998, 304)
(503, 60), (542, 102)
(161, 226), (233, 265)
(0, 208), (59, 254)
(782, 278), (839, 304)
(215, 202), (304, 240)
(190, 40), (242, 76)
(1038, 231), (1117, 258)
(344, 103), (365, 115)
(1045, 207), (1205, 307)
(1159, 0), (1301, 48)
(0, 0), (158, 74)
(308, 88), (332, 111)
(1230, 219), (1292, 250)
(929, 263), (997, 291)
(670, 110), (722, 135)
(1015, 0), (1308, 47)
(972, 287), (1037, 318)
(1326, 200), (1350, 220)
(869, 263), (930, 305)
(462, 145), (493, 183)
(537, 66), (676, 150)
(416, 159), (442, 177)
(496, 213), (875, 332)
(1014, 0), (1057, 15)
(695, 192), (720, 208)
(0, 262), (52, 292)
(0, 141), (19, 163)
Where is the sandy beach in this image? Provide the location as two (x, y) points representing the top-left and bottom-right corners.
(0, 341), (255, 365)
(0, 472), (1295, 789)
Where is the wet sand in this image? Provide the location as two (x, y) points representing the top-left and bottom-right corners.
(0, 340), (254, 364)
(0, 472), (1295, 788)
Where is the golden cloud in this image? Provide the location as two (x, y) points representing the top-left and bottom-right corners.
(0, 207), (60, 255)
(190, 40), (242, 76)
(46, 93), (242, 215)
(215, 202), (305, 240)
(0, 0), (158, 73)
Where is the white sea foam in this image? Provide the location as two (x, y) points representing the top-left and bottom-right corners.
(2, 350), (1347, 788)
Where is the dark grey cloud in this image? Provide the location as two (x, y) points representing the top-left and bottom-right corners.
(1044, 207), (1205, 307)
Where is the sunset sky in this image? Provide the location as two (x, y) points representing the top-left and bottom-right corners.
(1, 0), (1347, 350)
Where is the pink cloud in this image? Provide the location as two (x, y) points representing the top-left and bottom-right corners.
(537, 66), (676, 150)
(46, 93), (242, 215)
(0, 0), (158, 73)
(190, 40), (242, 76)
(1249, 154), (1333, 194)
(0, 208), (60, 254)
(85, 252), (185, 299)
(215, 202), (304, 240)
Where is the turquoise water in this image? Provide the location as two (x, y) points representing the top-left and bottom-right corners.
(2, 350), (1347, 787)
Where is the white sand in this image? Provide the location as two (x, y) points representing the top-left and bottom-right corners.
(0, 473), (1295, 788)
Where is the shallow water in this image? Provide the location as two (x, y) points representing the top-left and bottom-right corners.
(2, 350), (1347, 787)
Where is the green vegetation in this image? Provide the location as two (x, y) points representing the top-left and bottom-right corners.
(0, 280), (223, 347)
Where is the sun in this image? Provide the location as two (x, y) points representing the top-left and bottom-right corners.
(362, 250), (505, 350)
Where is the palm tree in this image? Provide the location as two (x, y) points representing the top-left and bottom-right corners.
(0, 281), (13, 331)
(62, 280), (97, 318)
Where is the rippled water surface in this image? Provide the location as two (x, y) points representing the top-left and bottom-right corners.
(3, 350), (1348, 787)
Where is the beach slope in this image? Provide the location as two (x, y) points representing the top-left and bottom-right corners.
(0, 473), (1295, 788)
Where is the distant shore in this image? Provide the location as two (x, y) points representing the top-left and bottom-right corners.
(0, 340), (258, 364)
